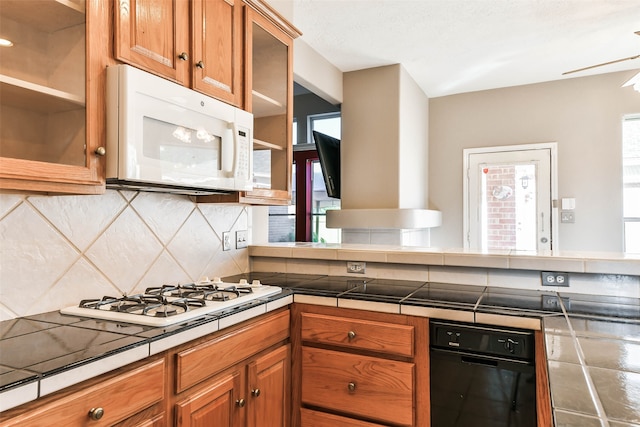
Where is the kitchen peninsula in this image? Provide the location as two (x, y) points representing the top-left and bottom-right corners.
(1, 244), (638, 426)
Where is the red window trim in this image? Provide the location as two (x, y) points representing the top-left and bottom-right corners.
(293, 150), (319, 241)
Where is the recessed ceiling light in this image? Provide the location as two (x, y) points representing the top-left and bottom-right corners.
(0, 38), (13, 47)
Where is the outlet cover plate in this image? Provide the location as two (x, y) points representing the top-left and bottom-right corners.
(541, 271), (569, 287)
(347, 261), (366, 274)
(222, 231), (231, 251)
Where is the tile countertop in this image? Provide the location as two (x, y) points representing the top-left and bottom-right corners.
(248, 243), (640, 276)
(1, 274), (639, 427)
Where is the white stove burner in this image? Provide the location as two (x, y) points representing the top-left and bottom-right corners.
(60, 280), (281, 327)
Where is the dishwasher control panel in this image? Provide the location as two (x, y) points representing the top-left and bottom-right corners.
(430, 320), (535, 361)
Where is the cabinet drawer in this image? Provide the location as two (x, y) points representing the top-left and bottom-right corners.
(301, 408), (388, 427)
(301, 347), (414, 426)
(176, 310), (289, 393)
(301, 312), (414, 357)
(0, 358), (165, 427)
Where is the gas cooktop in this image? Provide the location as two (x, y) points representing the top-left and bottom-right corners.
(60, 279), (281, 327)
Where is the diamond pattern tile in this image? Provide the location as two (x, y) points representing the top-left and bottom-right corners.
(131, 192), (195, 244)
(0, 203), (79, 316)
(29, 192), (126, 251)
(168, 210), (220, 280)
(85, 206), (163, 293)
(1, 189), (250, 320)
(0, 193), (24, 219)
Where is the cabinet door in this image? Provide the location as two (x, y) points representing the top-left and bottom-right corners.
(244, 6), (294, 204)
(175, 371), (244, 427)
(247, 344), (291, 427)
(115, 0), (189, 85)
(0, 0), (107, 194)
(192, 0), (243, 106)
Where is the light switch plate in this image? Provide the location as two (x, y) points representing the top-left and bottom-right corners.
(236, 230), (248, 249)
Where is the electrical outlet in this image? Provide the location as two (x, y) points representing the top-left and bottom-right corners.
(541, 271), (569, 287)
(541, 295), (571, 310)
(347, 261), (366, 274)
(222, 231), (231, 251)
(236, 230), (248, 249)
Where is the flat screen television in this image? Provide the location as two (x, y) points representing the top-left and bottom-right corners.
(313, 130), (341, 199)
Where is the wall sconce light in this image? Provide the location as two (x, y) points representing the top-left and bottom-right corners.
(521, 175), (529, 189)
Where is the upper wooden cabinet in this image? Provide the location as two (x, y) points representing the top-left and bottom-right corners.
(115, 0), (243, 107)
(0, 0), (108, 194)
(198, 1), (300, 205)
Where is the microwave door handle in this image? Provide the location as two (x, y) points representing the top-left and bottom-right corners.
(231, 121), (239, 178)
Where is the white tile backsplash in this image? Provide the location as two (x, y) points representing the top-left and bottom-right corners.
(0, 190), (251, 320)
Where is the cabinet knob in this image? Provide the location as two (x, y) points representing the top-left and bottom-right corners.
(251, 388), (261, 397)
(178, 52), (189, 61)
(348, 382), (356, 392)
(94, 147), (106, 156)
(196, 61), (205, 69)
(88, 407), (104, 420)
(348, 330), (356, 340)
(236, 398), (246, 408)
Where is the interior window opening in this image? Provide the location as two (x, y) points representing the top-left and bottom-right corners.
(267, 83), (341, 243)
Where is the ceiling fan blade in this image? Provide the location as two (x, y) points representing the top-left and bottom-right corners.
(562, 54), (640, 75)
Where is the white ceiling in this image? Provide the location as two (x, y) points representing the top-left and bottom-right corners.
(278, 0), (640, 98)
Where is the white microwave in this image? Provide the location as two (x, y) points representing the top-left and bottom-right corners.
(106, 65), (253, 194)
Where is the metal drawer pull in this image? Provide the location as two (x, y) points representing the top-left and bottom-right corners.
(251, 388), (261, 397)
(348, 382), (356, 392)
(94, 147), (106, 156)
(236, 398), (246, 407)
(178, 52), (189, 61)
(88, 407), (104, 420)
(196, 61), (205, 69)
(348, 330), (356, 340)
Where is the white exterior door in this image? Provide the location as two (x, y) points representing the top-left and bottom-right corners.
(464, 144), (556, 251)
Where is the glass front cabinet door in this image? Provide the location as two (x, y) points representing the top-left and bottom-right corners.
(0, 0), (108, 194)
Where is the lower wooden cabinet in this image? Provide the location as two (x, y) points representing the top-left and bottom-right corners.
(173, 309), (291, 427)
(302, 347), (414, 426)
(175, 345), (291, 427)
(0, 357), (165, 427)
(176, 370), (244, 427)
(300, 408), (388, 427)
(247, 345), (291, 427)
(292, 303), (430, 427)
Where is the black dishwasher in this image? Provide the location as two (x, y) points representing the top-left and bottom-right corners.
(430, 320), (536, 427)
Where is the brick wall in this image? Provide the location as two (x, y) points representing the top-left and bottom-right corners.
(485, 165), (516, 249)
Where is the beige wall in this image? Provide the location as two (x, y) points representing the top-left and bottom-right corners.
(429, 70), (640, 251)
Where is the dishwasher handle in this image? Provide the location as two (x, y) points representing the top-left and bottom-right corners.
(461, 355), (498, 367)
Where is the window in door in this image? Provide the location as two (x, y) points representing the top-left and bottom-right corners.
(623, 115), (640, 253)
(464, 143), (557, 251)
